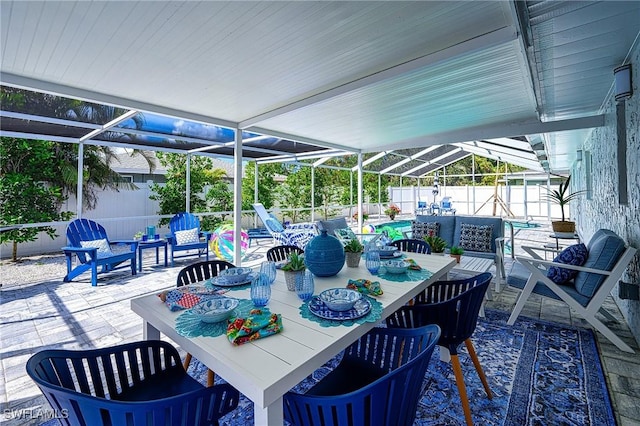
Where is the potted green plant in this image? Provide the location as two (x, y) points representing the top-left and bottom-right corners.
(543, 175), (585, 234)
(450, 246), (464, 263)
(424, 232), (447, 254)
(343, 238), (364, 267)
(281, 251), (306, 291)
(384, 204), (401, 220)
(352, 211), (369, 221)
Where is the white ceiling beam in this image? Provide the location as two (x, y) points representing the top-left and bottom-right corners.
(79, 110), (139, 143)
(385, 115), (606, 152)
(351, 151), (392, 171)
(402, 148), (463, 176)
(1, 73), (239, 130)
(459, 140), (537, 160)
(455, 144), (542, 170)
(239, 26), (518, 129)
(247, 126), (359, 153)
(380, 146), (440, 174)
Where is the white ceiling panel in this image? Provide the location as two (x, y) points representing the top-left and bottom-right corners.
(2, 1), (639, 174)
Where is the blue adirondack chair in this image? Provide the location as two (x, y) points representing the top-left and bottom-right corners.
(167, 212), (210, 266)
(62, 219), (138, 287)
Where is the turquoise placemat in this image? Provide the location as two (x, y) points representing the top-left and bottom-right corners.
(300, 296), (383, 327)
(176, 298), (257, 338)
(377, 267), (433, 282)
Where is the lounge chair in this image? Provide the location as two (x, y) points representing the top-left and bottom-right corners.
(62, 218), (138, 287)
(252, 203), (318, 249)
(507, 229), (637, 353)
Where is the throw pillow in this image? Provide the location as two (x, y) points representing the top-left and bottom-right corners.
(266, 215), (285, 233)
(411, 221), (440, 239)
(174, 228), (200, 245)
(547, 243), (589, 284)
(80, 239), (113, 258)
(335, 227), (358, 243)
(458, 223), (493, 252)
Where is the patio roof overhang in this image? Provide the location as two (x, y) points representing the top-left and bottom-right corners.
(2, 1), (637, 175)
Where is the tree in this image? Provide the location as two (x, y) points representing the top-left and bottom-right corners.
(0, 138), (74, 261)
(149, 153), (232, 231)
(241, 162), (283, 210)
(1, 87), (154, 210)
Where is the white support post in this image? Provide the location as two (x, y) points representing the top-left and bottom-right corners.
(254, 162), (259, 228)
(186, 154), (191, 213)
(233, 129), (243, 265)
(311, 166), (315, 221)
(76, 142), (84, 218)
(357, 154), (363, 231)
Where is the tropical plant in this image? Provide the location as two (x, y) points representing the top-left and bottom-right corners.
(344, 238), (364, 253)
(0, 137), (75, 261)
(542, 175), (585, 222)
(281, 251), (306, 272)
(450, 246), (464, 255)
(424, 232), (447, 253)
(149, 153), (232, 231)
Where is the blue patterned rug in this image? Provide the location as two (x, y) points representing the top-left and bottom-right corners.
(195, 309), (615, 426)
(40, 309), (615, 426)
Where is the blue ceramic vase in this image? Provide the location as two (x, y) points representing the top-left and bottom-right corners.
(304, 230), (345, 277)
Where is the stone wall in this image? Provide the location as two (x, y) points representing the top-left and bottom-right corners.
(574, 42), (640, 345)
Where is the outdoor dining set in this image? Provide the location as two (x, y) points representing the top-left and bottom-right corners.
(28, 208), (636, 426)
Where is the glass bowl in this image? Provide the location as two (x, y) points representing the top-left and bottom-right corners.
(318, 288), (362, 312)
(218, 267), (253, 284)
(191, 297), (239, 323)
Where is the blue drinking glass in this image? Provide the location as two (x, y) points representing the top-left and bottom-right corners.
(366, 251), (381, 275)
(260, 261), (277, 285)
(251, 275), (271, 307)
(295, 270), (314, 302)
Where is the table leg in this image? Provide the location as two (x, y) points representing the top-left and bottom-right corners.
(138, 248), (143, 272)
(163, 243), (168, 267)
(155, 246), (160, 265)
(254, 398), (283, 426)
(143, 319), (160, 340)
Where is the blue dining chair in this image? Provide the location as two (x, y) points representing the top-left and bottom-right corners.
(386, 272), (493, 426)
(26, 340), (239, 426)
(391, 238), (431, 254)
(283, 324), (441, 426)
(177, 259), (234, 386)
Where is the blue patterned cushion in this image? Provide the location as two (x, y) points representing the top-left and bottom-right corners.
(335, 227), (357, 242)
(547, 243), (588, 284)
(458, 224), (493, 252)
(265, 215), (284, 233)
(411, 221), (439, 239)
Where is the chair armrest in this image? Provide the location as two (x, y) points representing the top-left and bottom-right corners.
(521, 245), (560, 260)
(516, 256), (612, 276)
(62, 246), (96, 253)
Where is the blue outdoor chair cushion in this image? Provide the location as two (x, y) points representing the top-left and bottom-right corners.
(574, 230), (626, 298)
(266, 215), (285, 232)
(458, 223), (493, 253)
(507, 262), (591, 307)
(411, 221), (440, 239)
(547, 243), (588, 284)
(317, 217), (349, 237)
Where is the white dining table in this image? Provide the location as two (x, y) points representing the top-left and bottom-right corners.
(130, 252), (455, 426)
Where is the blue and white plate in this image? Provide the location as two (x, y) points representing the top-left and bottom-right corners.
(178, 284), (222, 295)
(308, 296), (371, 321)
(207, 272), (258, 288)
(379, 251), (402, 259)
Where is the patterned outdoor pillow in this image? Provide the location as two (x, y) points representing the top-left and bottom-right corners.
(174, 228), (200, 245)
(458, 223), (493, 252)
(335, 227), (357, 242)
(547, 243), (589, 284)
(265, 215), (285, 232)
(80, 238), (113, 258)
(411, 221), (440, 239)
